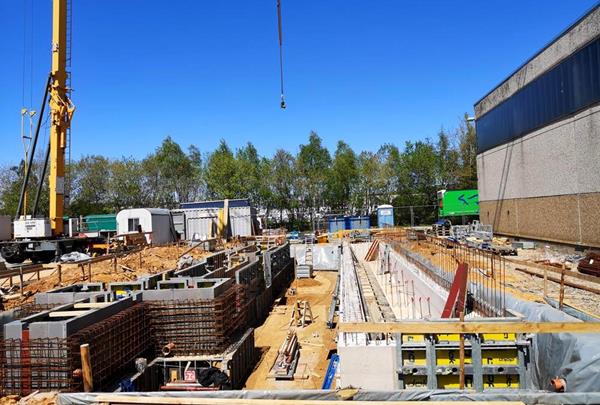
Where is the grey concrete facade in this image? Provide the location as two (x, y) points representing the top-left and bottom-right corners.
(475, 7), (600, 247)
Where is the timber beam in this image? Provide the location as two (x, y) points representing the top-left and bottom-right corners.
(338, 321), (600, 334)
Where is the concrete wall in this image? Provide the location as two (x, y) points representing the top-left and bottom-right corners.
(337, 344), (398, 389)
(476, 105), (600, 247)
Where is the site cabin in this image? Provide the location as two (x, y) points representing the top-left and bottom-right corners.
(116, 208), (176, 245)
(172, 199), (259, 241)
(437, 189), (479, 217)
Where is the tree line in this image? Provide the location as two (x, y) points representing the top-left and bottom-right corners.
(0, 114), (477, 228)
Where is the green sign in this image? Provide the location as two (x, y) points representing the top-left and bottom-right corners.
(438, 189), (479, 217)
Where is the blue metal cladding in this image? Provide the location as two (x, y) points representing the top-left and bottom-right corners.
(476, 36), (600, 153)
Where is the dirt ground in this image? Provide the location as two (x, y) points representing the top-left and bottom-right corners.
(244, 271), (338, 390)
(0, 392), (57, 405)
(1, 244), (211, 310)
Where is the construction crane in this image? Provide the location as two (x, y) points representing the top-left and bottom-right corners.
(0, 0), (84, 264)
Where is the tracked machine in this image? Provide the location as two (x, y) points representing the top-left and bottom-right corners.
(0, 0), (92, 264)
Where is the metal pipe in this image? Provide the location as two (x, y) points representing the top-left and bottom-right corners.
(32, 139), (51, 216)
(15, 74), (51, 219)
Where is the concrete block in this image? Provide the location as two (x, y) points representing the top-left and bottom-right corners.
(337, 344), (398, 390)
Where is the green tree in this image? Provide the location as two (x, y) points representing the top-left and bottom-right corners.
(69, 155), (111, 215)
(296, 131), (332, 227)
(205, 140), (239, 199)
(329, 141), (357, 213)
(109, 157), (146, 210)
(393, 140), (439, 225)
(0, 159), (49, 218)
(145, 136), (202, 207)
(436, 127), (460, 189)
(235, 142), (262, 204)
(270, 149), (296, 224)
(457, 113), (478, 189)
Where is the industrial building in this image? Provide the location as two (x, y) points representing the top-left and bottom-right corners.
(475, 5), (600, 248)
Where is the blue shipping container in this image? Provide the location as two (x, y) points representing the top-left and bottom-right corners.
(349, 216), (370, 230)
(327, 217), (346, 233)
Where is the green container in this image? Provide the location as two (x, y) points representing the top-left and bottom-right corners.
(83, 214), (117, 232)
(438, 189), (479, 217)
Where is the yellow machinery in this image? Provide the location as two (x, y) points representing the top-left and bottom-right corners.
(49, 0), (75, 235)
(1, 0), (78, 264)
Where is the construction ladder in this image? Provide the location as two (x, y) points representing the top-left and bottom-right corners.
(305, 239), (314, 267)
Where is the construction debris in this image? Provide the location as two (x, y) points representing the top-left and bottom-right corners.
(270, 331), (300, 379)
(578, 252), (600, 277)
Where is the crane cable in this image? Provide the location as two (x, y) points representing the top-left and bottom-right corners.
(277, 0), (286, 109)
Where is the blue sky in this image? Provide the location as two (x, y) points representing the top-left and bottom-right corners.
(1, 1), (597, 165)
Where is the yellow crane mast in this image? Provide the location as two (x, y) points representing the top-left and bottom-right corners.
(49, 0), (75, 235)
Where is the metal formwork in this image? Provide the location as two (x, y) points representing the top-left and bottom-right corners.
(263, 242), (291, 289)
(396, 330), (529, 391)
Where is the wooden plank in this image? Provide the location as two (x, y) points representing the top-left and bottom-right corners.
(95, 395), (525, 405)
(48, 310), (90, 318)
(506, 257), (600, 285)
(81, 343), (94, 392)
(73, 302), (110, 309)
(338, 321), (600, 334)
(513, 266), (600, 295)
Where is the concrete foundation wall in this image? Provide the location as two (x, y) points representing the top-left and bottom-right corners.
(337, 344), (397, 390)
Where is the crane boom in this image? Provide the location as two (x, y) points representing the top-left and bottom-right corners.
(49, 0), (74, 235)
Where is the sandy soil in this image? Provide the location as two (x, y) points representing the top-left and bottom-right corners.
(1, 244), (210, 310)
(244, 271), (338, 390)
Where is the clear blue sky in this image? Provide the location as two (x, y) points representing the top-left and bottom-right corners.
(1, 0), (597, 165)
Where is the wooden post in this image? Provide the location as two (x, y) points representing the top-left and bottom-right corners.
(559, 265), (566, 310)
(80, 264), (86, 280)
(112, 255), (117, 273)
(37, 267), (40, 280)
(88, 262), (92, 282)
(19, 267), (24, 296)
(80, 343), (93, 392)
(139, 251), (142, 269)
(459, 311), (465, 390)
(57, 264), (62, 283)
